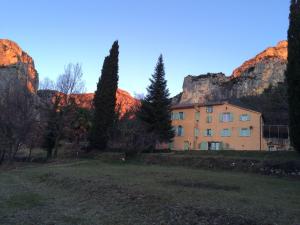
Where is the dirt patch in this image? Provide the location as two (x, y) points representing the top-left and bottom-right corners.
(165, 179), (241, 191)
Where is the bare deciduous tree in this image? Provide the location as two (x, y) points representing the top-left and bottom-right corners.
(39, 77), (55, 90)
(41, 63), (86, 158)
(0, 76), (41, 164)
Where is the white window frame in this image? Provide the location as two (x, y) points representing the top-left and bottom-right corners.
(239, 128), (251, 137)
(222, 113), (231, 122)
(240, 114), (250, 121)
(221, 128), (231, 137)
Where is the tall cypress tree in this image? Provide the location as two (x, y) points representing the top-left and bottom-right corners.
(138, 55), (174, 146)
(89, 41), (119, 150)
(286, 0), (300, 151)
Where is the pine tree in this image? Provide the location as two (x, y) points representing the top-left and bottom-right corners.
(138, 55), (174, 147)
(89, 41), (119, 150)
(286, 0), (300, 151)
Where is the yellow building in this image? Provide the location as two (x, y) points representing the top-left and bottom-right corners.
(170, 102), (267, 151)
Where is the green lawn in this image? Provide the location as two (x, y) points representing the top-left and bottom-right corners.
(0, 160), (300, 225)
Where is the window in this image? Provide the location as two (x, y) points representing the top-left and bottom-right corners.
(195, 112), (200, 121)
(204, 129), (213, 137)
(220, 112), (233, 122)
(221, 128), (231, 137)
(240, 114), (250, 121)
(206, 106), (213, 113)
(179, 112), (184, 120)
(209, 142), (222, 150)
(171, 112), (185, 120)
(177, 125), (184, 136)
(194, 128), (199, 137)
(206, 115), (212, 123)
(239, 128), (251, 137)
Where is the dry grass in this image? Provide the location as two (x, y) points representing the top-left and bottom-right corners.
(0, 159), (300, 225)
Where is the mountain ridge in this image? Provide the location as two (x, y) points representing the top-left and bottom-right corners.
(175, 41), (288, 105)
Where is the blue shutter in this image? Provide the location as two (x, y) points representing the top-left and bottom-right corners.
(194, 128), (199, 137)
(230, 113), (234, 122)
(219, 113), (223, 122)
(195, 112), (200, 121)
(200, 142), (208, 150)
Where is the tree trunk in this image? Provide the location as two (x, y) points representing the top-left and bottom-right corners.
(27, 147), (33, 162)
(53, 133), (61, 158)
(47, 148), (53, 159)
(0, 150), (6, 165)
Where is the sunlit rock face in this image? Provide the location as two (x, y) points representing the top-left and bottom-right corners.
(176, 41), (288, 104)
(232, 41), (287, 78)
(38, 89), (140, 116)
(0, 39), (38, 93)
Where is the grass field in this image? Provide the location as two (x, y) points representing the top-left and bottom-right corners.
(0, 159), (300, 225)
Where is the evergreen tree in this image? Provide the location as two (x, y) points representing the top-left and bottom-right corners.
(286, 0), (300, 151)
(89, 41), (119, 150)
(138, 55), (174, 146)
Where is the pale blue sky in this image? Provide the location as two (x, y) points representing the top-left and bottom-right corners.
(0, 0), (289, 96)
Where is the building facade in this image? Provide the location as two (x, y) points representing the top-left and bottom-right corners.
(170, 102), (267, 151)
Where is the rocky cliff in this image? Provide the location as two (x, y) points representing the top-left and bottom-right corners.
(0, 39), (139, 116)
(177, 41), (288, 104)
(38, 89), (140, 116)
(0, 39), (38, 93)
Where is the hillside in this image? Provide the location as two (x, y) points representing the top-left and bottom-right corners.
(175, 41), (287, 105)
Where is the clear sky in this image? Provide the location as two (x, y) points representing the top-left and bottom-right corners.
(0, 0), (289, 97)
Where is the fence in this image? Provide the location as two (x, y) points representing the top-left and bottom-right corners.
(263, 125), (290, 150)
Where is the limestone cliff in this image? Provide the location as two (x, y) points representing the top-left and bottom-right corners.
(38, 89), (140, 116)
(0, 39), (138, 116)
(0, 39), (38, 93)
(176, 41), (288, 104)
